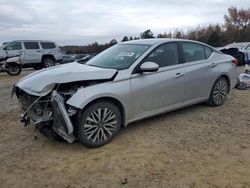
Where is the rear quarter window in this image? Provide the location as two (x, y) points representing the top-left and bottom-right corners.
(40, 42), (56, 49)
(24, 42), (40, 49)
(204, 46), (212, 58)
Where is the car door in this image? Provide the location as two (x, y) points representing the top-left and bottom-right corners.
(23, 42), (43, 64)
(4, 41), (23, 57)
(180, 42), (216, 103)
(130, 42), (185, 119)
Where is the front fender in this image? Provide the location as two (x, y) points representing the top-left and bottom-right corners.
(66, 88), (123, 109)
(66, 79), (131, 124)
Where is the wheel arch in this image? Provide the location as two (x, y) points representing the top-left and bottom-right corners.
(80, 96), (126, 127)
(219, 74), (231, 91)
(42, 54), (56, 61)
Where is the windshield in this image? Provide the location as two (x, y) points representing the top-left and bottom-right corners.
(86, 44), (151, 70)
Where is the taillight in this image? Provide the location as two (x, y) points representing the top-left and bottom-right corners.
(232, 59), (238, 65)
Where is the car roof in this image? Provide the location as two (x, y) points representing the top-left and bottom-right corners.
(10, 40), (55, 43)
(120, 38), (209, 46)
(120, 38), (223, 54)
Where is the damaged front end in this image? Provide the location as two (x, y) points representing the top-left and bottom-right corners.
(13, 62), (118, 143)
(15, 86), (77, 143)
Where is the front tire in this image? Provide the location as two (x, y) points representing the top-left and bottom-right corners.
(76, 101), (121, 148)
(207, 77), (229, 106)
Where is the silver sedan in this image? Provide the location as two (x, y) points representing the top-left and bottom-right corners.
(15, 39), (237, 147)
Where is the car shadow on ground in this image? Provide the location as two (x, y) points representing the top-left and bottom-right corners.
(124, 103), (208, 129)
(51, 102), (210, 149)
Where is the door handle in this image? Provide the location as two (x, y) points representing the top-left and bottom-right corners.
(36, 50), (41, 52)
(174, 72), (184, 78)
(210, 63), (217, 67)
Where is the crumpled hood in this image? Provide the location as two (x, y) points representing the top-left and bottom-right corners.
(16, 62), (117, 96)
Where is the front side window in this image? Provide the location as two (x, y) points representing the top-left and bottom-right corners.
(181, 42), (206, 62)
(41, 42), (56, 49)
(5, 42), (22, 50)
(24, 42), (40, 49)
(86, 44), (150, 70)
(143, 43), (179, 67)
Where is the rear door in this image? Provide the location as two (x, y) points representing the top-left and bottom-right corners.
(40, 42), (59, 60)
(23, 42), (43, 64)
(131, 42), (186, 119)
(180, 42), (216, 103)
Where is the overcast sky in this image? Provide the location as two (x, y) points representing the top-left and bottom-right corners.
(0, 0), (249, 45)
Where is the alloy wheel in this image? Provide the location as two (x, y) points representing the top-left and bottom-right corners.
(83, 108), (118, 144)
(213, 78), (228, 105)
(44, 59), (54, 67)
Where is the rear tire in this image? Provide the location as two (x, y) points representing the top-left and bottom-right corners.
(76, 101), (121, 148)
(207, 77), (229, 106)
(42, 57), (55, 68)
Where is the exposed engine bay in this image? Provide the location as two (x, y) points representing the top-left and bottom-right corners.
(14, 62), (118, 143)
(14, 79), (114, 143)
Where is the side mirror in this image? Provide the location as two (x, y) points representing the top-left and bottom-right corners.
(139, 62), (159, 73)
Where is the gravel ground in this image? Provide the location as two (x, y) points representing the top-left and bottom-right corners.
(0, 67), (250, 188)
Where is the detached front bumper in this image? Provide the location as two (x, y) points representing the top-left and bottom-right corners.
(50, 91), (75, 143)
(15, 87), (75, 143)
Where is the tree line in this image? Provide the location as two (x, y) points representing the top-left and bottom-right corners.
(61, 7), (250, 54)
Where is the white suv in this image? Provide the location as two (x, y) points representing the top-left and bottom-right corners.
(0, 40), (62, 69)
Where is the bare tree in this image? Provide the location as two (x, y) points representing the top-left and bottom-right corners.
(140, 29), (155, 39)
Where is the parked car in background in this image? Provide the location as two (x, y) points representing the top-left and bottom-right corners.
(0, 40), (62, 69)
(218, 42), (250, 66)
(75, 54), (96, 64)
(72, 54), (87, 61)
(14, 39), (237, 148)
(61, 54), (88, 64)
(61, 54), (75, 64)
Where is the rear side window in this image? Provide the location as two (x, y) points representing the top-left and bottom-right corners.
(41, 42), (56, 49)
(204, 46), (212, 58)
(144, 43), (179, 67)
(5, 42), (22, 50)
(24, 42), (40, 49)
(181, 42), (206, 62)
